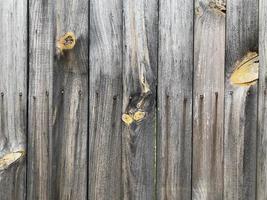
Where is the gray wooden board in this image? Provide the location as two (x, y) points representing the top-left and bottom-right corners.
(258, 0), (267, 199)
(88, 0), (123, 199)
(193, 1), (225, 199)
(28, 1), (56, 198)
(224, 0), (258, 199)
(0, 1), (27, 200)
(157, 0), (194, 199)
(121, 0), (158, 199)
(28, 0), (88, 199)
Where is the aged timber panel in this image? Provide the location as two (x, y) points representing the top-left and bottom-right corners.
(28, 0), (88, 199)
(51, 0), (88, 199)
(122, 0), (158, 199)
(0, 1), (27, 200)
(157, 0), (194, 199)
(258, 0), (267, 199)
(89, 0), (123, 199)
(192, 1), (225, 199)
(224, 0), (258, 199)
(28, 0), (54, 199)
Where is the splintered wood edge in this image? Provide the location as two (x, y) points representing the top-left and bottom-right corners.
(230, 52), (259, 87)
(0, 150), (25, 171)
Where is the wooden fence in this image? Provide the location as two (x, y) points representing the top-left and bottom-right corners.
(0, 0), (266, 199)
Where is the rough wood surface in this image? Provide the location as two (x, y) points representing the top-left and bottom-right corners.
(88, 0), (123, 199)
(157, 0), (193, 199)
(121, 0), (157, 199)
(224, 0), (258, 199)
(193, 1), (225, 199)
(28, 0), (88, 199)
(258, 0), (267, 199)
(28, 1), (54, 198)
(0, 1), (27, 200)
(2, 1), (267, 199)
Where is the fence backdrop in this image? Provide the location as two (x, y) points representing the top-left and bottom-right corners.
(0, 0), (266, 199)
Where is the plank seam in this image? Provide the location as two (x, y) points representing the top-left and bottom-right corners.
(26, 0), (30, 198)
(191, 0), (195, 199)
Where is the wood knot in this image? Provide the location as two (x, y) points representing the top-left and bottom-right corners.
(122, 110), (146, 126)
(230, 52), (259, 87)
(56, 32), (76, 56)
(209, 1), (226, 14)
(0, 151), (25, 171)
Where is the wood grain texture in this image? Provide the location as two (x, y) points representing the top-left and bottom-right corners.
(0, 1), (27, 200)
(224, 0), (258, 199)
(89, 0), (123, 199)
(51, 0), (88, 199)
(122, 0), (157, 199)
(28, 1), (54, 198)
(258, 0), (267, 199)
(157, 0), (193, 199)
(28, 0), (88, 199)
(193, 1), (225, 199)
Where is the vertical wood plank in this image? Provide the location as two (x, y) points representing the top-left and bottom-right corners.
(28, 0), (88, 199)
(121, 0), (158, 199)
(89, 0), (123, 199)
(157, 0), (193, 199)
(0, 1), (27, 199)
(258, 0), (267, 199)
(28, 0), (53, 199)
(51, 0), (88, 199)
(192, 1), (225, 199)
(224, 0), (258, 199)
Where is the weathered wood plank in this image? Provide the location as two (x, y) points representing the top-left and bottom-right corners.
(0, 1), (27, 200)
(224, 0), (258, 199)
(28, 0), (88, 199)
(28, 1), (53, 198)
(121, 0), (157, 199)
(193, 1), (225, 199)
(157, 0), (193, 199)
(257, 0), (267, 199)
(51, 1), (88, 199)
(88, 0), (123, 199)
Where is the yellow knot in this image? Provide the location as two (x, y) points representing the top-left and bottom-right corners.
(122, 114), (134, 126)
(133, 111), (146, 122)
(122, 110), (146, 126)
(56, 32), (76, 54)
(230, 52), (259, 87)
(0, 151), (25, 171)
